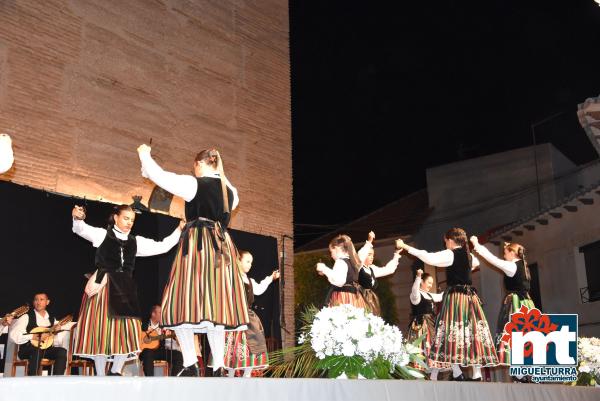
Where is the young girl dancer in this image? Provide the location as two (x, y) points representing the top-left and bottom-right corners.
(316, 235), (374, 312)
(470, 236), (535, 369)
(407, 269), (443, 380)
(137, 144), (249, 376)
(219, 251), (279, 377)
(397, 228), (498, 381)
(356, 231), (401, 315)
(71, 205), (182, 376)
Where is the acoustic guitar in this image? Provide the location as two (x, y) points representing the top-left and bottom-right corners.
(140, 328), (177, 351)
(1, 305), (30, 326)
(29, 314), (73, 350)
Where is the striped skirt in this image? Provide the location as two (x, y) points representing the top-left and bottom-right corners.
(209, 310), (269, 371)
(325, 284), (371, 312)
(495, 292), (536, 365)
(429, 286), (499, 368)
(161, 225), (249, 331)
(73, 275), (141, 359)
(406, 314), (436, 371)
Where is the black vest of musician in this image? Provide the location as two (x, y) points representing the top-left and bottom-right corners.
(446, 248), (472, 287)
(411, 293), (435, 317)
(94, 226), (137, 275)
(185, 177), (234, 226)
(503, 259), (531, 293)
(25, 309), (55, 335)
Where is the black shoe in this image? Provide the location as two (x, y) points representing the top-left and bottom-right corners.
(466, 377), (482, 382)
(512, 376), (531, 383)
(212, 367), (225, 377)
(451, 373), (466, 381)
(177, 364), (199, 377)
(107, 372), (122, 376)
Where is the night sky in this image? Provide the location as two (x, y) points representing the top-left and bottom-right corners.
(290, 0), (600, 246)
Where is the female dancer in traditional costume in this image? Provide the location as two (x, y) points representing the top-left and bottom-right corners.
(316, 235), (374, 312)
(137, 144), (249, 376)
(406, 269), (442, 379)
(71, 205), (182, 375)
(356, 231), (401, 315)
(397, 228), (499, 381)
(218, 251), (279, 377)
(471, 236), (535, 377)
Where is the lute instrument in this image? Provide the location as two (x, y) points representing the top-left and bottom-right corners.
(29, 314), (73, 350)
(1, 305), (29, 326)
(140, 328), (177, 351)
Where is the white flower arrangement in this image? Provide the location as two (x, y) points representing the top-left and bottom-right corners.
(299, 304), (421, 379)
(575, 337), (600, 386)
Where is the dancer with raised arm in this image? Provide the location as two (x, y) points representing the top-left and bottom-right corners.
(317, 235), (374, 312)
(397, 228), (498, 381)
(137, 144), (249, 376)
(471, 236), (535, 379)
(218, 251), (279, 378)
(406, 269), (442, 380)
(356, 231), (401, 315)
(71, 205), (182, 376)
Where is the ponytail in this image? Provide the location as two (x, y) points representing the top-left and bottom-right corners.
(505, 242), (531, 281)
(195, 148), (230, 214)
(517, 246), (531, 281)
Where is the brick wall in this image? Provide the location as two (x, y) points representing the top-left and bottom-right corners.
(0, 0), (294, 347)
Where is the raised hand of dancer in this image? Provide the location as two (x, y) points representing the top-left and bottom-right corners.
(137, 144), (152, 154)
(0, 133), (11, 145)
(72, 205), (86, 220)
(271, 270), (281, 280)
(395, 239), (408, 250)
(416, 269), (423, 278)
(367, 231), (375, 243)
(470, 236), (479, 247)
(316, 263), (326, 276)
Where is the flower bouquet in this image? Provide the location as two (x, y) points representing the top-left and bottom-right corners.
(572, 337), (600, 386)
(268, 304), (425, 379)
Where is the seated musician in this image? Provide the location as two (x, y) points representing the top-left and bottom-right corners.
(1, 315), (13, 334)
(140, 305), (183, 376)
(9, 293), (67, 375)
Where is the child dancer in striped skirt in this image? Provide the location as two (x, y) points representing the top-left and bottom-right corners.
(356, 231), (401, 316)
(138, 144), (249, 376)
(471, 236), (535, 380)
(216, 251), (279, 377)
(317, 235), (375, 312)
(406, 269), (443, 380)
(71, 205), (182, 376)
(397, 228), (499, 381)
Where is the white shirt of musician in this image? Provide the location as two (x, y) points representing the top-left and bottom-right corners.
(9, 311), (65, 346)
(147, 321), (181, 352)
